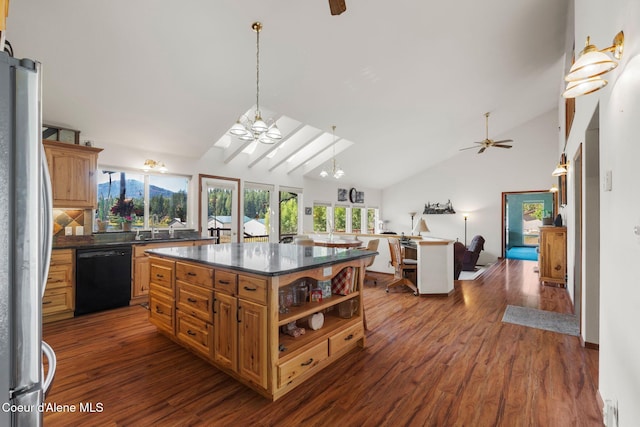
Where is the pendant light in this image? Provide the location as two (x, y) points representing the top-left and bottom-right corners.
(320, 126), (344, 179)
(229, 22), (282, 144)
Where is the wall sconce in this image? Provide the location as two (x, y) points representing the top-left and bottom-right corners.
(552, 152), (568, 177)
(142, 159), (167, 173)
(549, 184), (559, 192)
(563, 31), (624, 98)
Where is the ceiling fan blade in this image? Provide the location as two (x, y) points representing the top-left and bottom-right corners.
(492, 139), (513, 144)
(459, 146), (478, 151)
(473, 141), (485, 144)
(494, 145), (512, 149)
(328, 0), (347, 15)
(478, 147), (486, 154)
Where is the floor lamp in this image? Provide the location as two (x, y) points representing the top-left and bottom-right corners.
(409, 211), (417, 235)
(463, 213), (470, 247)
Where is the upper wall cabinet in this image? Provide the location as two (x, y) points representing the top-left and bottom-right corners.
(43, 140), (103, 209)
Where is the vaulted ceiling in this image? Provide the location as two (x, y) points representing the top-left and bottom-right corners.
(6, 0), (568, 189)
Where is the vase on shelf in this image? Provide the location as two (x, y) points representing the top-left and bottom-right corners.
(122, 221), (132, 232)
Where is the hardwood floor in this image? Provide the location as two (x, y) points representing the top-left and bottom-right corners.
(43, 259), (602, 426)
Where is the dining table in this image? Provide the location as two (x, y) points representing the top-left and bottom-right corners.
(312, 237), (363, 248)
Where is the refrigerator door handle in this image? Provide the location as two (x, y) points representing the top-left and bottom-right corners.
(41, 155), (53, 296)
(41, 341), (56, 397)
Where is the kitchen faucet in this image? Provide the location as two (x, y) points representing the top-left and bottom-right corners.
(151, 214), (159, 238)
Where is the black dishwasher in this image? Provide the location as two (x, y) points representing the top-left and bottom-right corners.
(75, 246), (132, 315)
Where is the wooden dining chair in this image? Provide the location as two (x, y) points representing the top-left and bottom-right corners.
(361, 239), (380, 286)
(387, 237), (418, 296)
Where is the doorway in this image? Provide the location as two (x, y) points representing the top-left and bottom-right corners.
(502, 191), (556, 260)
(199, 174), (240, 242)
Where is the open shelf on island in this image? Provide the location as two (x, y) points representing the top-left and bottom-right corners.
(278, 313), (361, 361)
(277, 292), (359, 327)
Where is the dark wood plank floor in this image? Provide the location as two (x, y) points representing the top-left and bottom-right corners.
(43, 259), (602, 426)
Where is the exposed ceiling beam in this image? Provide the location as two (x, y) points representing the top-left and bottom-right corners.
(267, 128), (325, 172)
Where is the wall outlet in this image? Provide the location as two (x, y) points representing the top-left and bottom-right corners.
(65, 226), (73, 236)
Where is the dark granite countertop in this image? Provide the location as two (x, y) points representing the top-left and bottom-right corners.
(52, 234), (215, 250)
(147, 242), (377, 277)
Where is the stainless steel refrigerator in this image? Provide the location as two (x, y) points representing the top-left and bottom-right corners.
(0, 51), (56, 426)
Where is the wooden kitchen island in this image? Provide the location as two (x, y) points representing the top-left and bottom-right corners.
(146, 242), (375, 401)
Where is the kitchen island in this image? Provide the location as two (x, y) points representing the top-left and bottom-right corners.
(146, 243), (375, 400)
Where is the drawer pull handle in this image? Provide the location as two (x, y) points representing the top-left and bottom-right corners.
(187, 330), (196, 336)
(219, 280), (230, 285)
(43, 300), (53, 305)
(300, 358), (314, 367)
(243, 286), (257, 292)
(156, 274), (164, 278)
(155, 306), (164, 314)
(187, 272), (197, 276)
(187, 297), (197, 303)
(344, 334), (354, 341)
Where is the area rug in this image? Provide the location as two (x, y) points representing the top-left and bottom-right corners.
(506, 246), (538, 261)
(502, 305), (579, 336)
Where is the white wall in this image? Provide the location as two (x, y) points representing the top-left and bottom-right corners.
(381, 110), (560, 266)
(565, 0), (640, 423)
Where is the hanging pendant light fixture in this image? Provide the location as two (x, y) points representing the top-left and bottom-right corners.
(229, 22), (282, 144)
(320, 126), (344, 179)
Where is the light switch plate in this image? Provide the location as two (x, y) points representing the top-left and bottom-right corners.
(65, 226), (72, 236)
(604, 170), (613, 191)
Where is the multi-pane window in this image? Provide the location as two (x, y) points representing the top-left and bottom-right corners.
(367, 208), (378, 233)
(351, 207), (362, 233)
(313, 202), (330, 232)
(334, 206), (347, 232)
(96, 170), (189, 232)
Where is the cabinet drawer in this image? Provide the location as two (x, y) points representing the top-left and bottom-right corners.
(42, 287), (73, 315)
(278, 341), (328, 388)
(215, 270), (237, 295)
(50, 249), (73, 266)
(176, 311), (213, 358)
(46, 264), (73, 290)
(149, 291), (175, 334)
(176, 281), (214, 322)
(238, 275), (267, 305)
(176, 262), (213, 289)
(329, 322), (364, 356)
(150, 259), (174, 295)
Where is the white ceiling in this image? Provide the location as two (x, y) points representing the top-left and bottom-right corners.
(6, 0), (568, 189)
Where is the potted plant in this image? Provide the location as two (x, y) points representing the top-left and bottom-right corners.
(110, 196), (135, 231)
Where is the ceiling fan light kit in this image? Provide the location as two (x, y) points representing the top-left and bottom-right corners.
(459, 112), (514, 154)
(562, 31), (624, 98)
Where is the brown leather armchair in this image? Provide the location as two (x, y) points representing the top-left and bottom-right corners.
(462, 235), (485, 271)
(453, 241), (466, 279)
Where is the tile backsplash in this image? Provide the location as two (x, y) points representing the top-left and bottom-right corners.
(52, 209), (91, 237)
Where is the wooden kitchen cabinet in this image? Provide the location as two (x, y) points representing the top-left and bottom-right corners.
(43, 249), (75, 323)
(539, 226), (567, 286)
(43, 139), (102, 208)
(131, 240), (203, 304)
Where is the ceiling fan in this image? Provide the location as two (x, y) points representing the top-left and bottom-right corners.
(460, 112), (513, 154)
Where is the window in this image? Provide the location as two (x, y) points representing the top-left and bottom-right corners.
(334, 205), (347, 232)
(351, 207), (362, 233)
(313, 202), (330, 232)
(279, 189), (300, 241)
(96, 169), (189, 232)
(244, 183), (271, 242)
(367, 208), (379, 233)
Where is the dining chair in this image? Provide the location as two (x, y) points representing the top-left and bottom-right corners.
(361, 239), (380, 286)
(386, 237), (418, 295)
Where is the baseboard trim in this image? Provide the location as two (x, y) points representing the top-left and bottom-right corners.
(585, 341), (599, 351)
